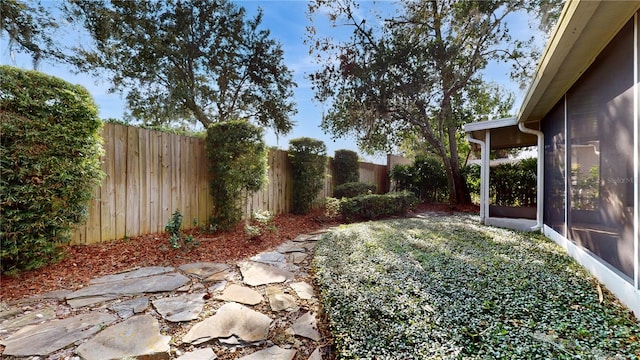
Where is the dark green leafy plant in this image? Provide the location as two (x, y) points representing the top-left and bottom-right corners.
(65, 0), (296, 132)
(0, 65), (104, 273)
(206, 120), (267, 230)
(333, 149), (359, 186)
(164, 210), (197, 249)
(390, 155), (448, 202)
(288, 137), (327, 214)
(462, 164), (481, 200)
(339, 191), (418, 221)
(464, 158), (537, 207)
(333, 182), (376, 199)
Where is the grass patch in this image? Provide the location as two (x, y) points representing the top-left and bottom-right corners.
(313, 215), (640, 359)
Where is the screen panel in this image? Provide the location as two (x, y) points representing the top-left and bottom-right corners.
(566, 19), (635, 280)
(543, 100), (566, 235)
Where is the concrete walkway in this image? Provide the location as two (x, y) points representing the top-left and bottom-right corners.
(0, 231), (332, 360)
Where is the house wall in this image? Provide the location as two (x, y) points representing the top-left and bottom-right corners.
(542, 14), (639, 316)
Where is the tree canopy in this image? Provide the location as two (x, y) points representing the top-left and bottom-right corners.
(1, 0), (61, 69)
(65, 0), (297, 133)
(306, 0), (562, 205)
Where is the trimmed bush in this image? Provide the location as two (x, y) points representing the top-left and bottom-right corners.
(339, 191), (418, 221)
(333, 181), (376, 199)
(389, 163), (413, 192)
(333, 149), (359, 185)
(390, 155), (448, 202)
(462, 164), (481, 200)
(464, 158), (537, 207)
(289, 137), (327, 214)
(0, 66), (104, 273)
(206, 120), (267, 230)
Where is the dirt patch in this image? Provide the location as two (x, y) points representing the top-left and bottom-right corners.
(1, 209), (340, 301)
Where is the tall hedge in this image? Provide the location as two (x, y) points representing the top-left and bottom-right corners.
(289, 137), (327, 214)
(463, 158), (537, 207)
(491, 158), (537, 206)
(0, 66), (104, 273)
(390, 155), (448, 202)
(333, 149), (359, 186)
(206, 120), (267, 230)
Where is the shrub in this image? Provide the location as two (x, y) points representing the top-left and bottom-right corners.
(333, 182), (376, 199)
(165, 210), (197, 249)
(206, 120), (267, 230)
(324, 197), (341, 219)
(333, 149), (359, 186)
(288, 137), (327, 214)
(245, 209), (275, 239)
(0, 66), (104, 273)
(462, 164), (481, 201)
(339, 191), (418, 221)
(389, 163), (413, 192)
(465, 158), (538, 207)
(390, 155), (448, 202)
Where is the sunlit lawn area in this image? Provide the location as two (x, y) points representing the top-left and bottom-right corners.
(313, 215), (640, 359)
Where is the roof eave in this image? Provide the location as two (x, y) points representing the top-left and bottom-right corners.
(517, 0), (640, 124)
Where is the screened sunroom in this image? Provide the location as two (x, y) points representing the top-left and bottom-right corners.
(465, 0), (639, 317)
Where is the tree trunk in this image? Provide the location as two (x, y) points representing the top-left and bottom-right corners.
(447, 124), (471, 205)
(185, 98), (211, 128)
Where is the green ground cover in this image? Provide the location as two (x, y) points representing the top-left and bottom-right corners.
(313, 215), (640, 359)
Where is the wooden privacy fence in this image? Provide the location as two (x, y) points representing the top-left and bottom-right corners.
(72, 123), (212, 245)
(73, 123), (393, 245)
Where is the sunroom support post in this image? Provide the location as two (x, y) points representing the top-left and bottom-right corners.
(466, 133), (486, 222)
(483, 131), (491, 225)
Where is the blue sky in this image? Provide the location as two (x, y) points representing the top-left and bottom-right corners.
(1, 1), (545, 163)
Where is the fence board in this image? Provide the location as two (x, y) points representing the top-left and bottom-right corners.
(148, 131), (160, 234)
(126, 127), (140, 237)
(100, 124), (116, 242)
(160, 132), (171, 228)
(114, 124), (127, 240)
(139, 128), (150, 234)
(73, 124), (395, 244)
(197, 138), (210, 227)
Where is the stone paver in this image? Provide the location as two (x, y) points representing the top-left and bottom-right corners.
(250, 251), (286, 265)
(179, 262), (230, 279)
(0, 230), (331, 360)
(177, 347), (218, 360)
(182, 302), (272, 345)
(215, 284), (263, 305)
(277, 242), (307, 253)
(266, 286), (298, 312)
(238, 345), (296, 360)
(89, 266), (175, 284)
(108, 297), (149, 319)
(239, 261), (294, 286)
(0, 307), (56, 332)
(67, 295), (118, 308)
(290, 312), (321, 341)
(76, 314), (170, 360)
(1, 312), (117, 356)
(308, 348), (323, 360)
(208, 280), (228, 293)
(293, 234), (312, 242)
(152, 293), (205, 322)
(287, 252), (308, 264)
(290, 282), (314, 300)
(67, 272), (190, 299)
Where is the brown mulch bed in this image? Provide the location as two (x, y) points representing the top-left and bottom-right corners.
(1, 203), (479, 302)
